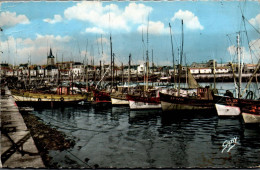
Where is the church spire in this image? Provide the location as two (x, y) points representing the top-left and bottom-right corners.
(47, 48), (54, 58)
(50, 48), (53, 56)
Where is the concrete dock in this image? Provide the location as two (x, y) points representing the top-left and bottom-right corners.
(1, 87), (45, 168)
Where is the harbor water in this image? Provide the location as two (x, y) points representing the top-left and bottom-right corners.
(30, 82), (260, 168)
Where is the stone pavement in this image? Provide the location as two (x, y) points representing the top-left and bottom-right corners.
(1, 87), (45, 168)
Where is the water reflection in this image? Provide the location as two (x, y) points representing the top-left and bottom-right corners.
(128, 110), (159, 125)
(31, 105), (260, 168)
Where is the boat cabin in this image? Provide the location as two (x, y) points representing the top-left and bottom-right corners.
(57, 86), (71, 95)
(197, 86), (213, 100)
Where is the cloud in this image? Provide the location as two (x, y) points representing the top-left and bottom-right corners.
(249, 14), (260, 30)
(227, 45), (236, 56)
(0, 34), (113, 65)
(96, 37), (109, 44)
(123, 3), (152, 24)
(1, 35), (72, 64)
(43, 14), (63, 24)
(137, 21), (168, 35)
(0, 11), (30, 27)
(64, 2), (153, 32)
(227, 38), (260, 63)
(86, 27), (105, 34)
(171, 10), (204, 30)
(64, 1), (127, 30)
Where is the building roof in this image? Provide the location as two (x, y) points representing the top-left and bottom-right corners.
(47, 48), (55, 58)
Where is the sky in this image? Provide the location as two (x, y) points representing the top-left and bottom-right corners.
(0, 1), (259, 66)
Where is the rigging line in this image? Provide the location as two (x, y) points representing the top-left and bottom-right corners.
(65, 150), (92, 168)
(239, 6), (255, 62)
(244, 17), (260, 35)
(226, 34), (236, 63)
(249, 38), (260, 48)
(242, 16), (254, 63)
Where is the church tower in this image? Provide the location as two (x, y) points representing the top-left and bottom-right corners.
(47, 48), (55, 65)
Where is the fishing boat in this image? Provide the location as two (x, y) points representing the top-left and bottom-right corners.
(127, 89), (161, 110)
(92, 89), (111, 106)
(111, 92), (129, 106)
(111, 95), (128, 105)
(214, 89), (260, 117)
(110, 83), (134, 106)
(160, 86), (215, 112)
(125, 19), (162, 110)
(241, 101), (260, 124)
(214, 91), (241, 116)
(214, 31), (260, 116)
(160, 20), (216, 112)
(12, 86), (87, 107)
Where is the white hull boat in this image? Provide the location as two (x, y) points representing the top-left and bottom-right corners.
(242, 112), (260, 124)
(129, 100), (161, 110)
(215, 103), (241, 116)
(111, 97), (129, 105)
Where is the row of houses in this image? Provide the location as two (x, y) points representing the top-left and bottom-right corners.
(1, 49), (258, 77)
(1, 61), (258, 77)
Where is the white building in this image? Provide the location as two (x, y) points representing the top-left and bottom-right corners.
(199, 68), (212, 74)
(214, 67), (229, 74)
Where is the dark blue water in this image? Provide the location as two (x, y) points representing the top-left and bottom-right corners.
(32, 105), (260, 168)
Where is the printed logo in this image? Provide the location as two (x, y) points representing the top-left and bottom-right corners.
(222, 137), (238, 153)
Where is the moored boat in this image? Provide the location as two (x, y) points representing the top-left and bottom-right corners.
(12, 92), (86, 107)
(111, 95), (129, 105)
(11, 85), (87, 107)
(214, 94), (241, 116)
(126, 88), (161, 110)
(110, 85), (132, 106)
(214, 93), (260, 117)
(160, 86), (215, 112)
(92, 89), (111, 106)
(127, 93), (161, 110)
(241, 102), (260, 123)
(242, 112), (260, 124)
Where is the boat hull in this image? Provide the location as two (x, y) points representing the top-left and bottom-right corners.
(12, 94), (85, 108)
(160, 92), (214, 112)
(111, 97), (129, 105)
(129, 100), (161, 110)
(161, 100), (213, 112)
(242, 112), (260, 123)
(215, 103), (240, 116)
(127, 94), (161, 110)
(12, 95), (85, 102)
(214, 95), (259, 117)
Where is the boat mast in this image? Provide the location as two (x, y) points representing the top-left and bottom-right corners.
(121, 62), (124, 86)
(28, 53), (31, 87)
(110, 34), (113, 87)
(145, 16), (149, 91)
(169, 23), (175, 88)
(113, 53), (115, 87)
(152, 49), (154, 87)
(213, 59), (216, 91)
(178, 20), (184, 96)
(128, 53), (131, 93)
(237, 33), (242, 98)
(85, 40), (89, 91)
(241, 59), (260, 97)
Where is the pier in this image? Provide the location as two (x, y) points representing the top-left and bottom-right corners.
(0, 87), (44, 168)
